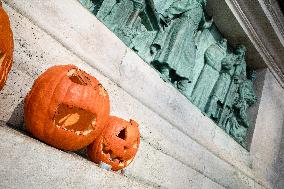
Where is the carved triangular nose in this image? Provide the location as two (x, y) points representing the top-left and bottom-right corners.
(117, 128), (127, 140)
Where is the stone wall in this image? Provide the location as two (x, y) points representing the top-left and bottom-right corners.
(274, 121), (284, 188)
(0, 0), (283, 188)
(251, 70), (284, 188)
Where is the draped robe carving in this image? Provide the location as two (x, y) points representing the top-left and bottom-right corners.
(152, 0), (206, 82)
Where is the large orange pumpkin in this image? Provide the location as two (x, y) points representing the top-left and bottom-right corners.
(87, 116), (140, 171)
(0, 2), (14, 90)
(24, 65), (110, 151)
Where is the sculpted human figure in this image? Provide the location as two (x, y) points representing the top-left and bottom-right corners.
(191, 39), (228, 112)
(223, 74), (256, 146)
(79, 0), (96, 12)
(205, 52), (235, 121)
(235, 72), (257, 128)
(223, 111), (247, 145)
(95, 0), (146, 45)
(182, 18), (214, 96)
(151, 0), (207, 92)
(231, 46), (256, 128)
(218, 45), (246, 123)
(217, 45), (256, 146)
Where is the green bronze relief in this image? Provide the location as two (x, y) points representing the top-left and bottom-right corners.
(79, 0), (257, 148)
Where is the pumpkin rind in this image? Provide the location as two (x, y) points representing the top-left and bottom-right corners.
(87, 116), (140, 171)
(0, 3), (14, 90)
(24, 65), (110, 151)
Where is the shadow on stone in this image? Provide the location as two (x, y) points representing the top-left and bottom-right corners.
(6, 99), (92, 160)
(74, 147), (89, 160)
(245, 69), (267, 150)
(6, 99), (29, 135)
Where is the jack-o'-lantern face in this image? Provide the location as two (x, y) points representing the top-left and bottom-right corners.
(0, 3), (14, 90)
(24, 65), (110, 151)
(87, 116), (140, 171)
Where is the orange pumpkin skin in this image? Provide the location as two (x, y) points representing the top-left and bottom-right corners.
(87, 116), (140, 171)
(24, 65), (110, 151)
(0, 3), (14, 90)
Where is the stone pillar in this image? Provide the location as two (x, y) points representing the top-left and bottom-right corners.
(250, 69), (284, 188)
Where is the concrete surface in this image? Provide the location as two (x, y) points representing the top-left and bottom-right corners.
(0, 124), (155, 189)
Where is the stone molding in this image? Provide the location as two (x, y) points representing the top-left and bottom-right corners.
(225, 0), (284, 88)
(259, 0), (284, 87)
(259, 0), (284, 46)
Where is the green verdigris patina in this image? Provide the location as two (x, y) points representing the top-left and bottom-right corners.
(79, 0), (257, 148)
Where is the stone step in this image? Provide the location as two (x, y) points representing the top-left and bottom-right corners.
(0, 123), (155, 189)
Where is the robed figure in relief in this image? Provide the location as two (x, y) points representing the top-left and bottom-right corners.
(152, 0), (207, 90)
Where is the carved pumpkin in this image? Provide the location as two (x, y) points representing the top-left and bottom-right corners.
(0, 2), (14, 90)
(87, 116), (140, 171)
(24, 65), (110, 151)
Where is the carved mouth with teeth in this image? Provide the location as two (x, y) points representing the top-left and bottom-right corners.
(87, 116), (140, 171)
(102, 143), (125, 167)
(101, 135), (138, 168)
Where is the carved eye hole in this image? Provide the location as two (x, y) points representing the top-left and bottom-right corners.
(67, 68), (88, 86)
(54, 103), (96, 135)
(117, 127), (127, 140)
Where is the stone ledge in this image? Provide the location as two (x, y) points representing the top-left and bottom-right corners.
(0, 124), (155, 189)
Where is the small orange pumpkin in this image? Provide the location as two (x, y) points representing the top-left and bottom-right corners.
(24, 65), (110, 151)
(0, 2), (14, 90)
(87, 116), (140, 171)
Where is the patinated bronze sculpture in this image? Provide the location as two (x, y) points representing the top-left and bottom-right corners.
(151, 0), (207, 93)
(80, 0), (257, 148)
